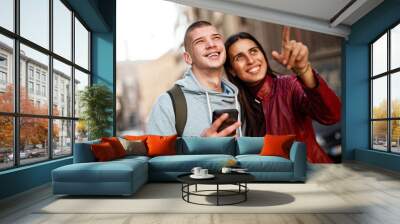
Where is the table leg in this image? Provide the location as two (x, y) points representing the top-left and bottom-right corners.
(187, 184), (190, 202)
(181, 184), (183, 199)
(217, 184), (219, 206)
(245, 183), (247, 201)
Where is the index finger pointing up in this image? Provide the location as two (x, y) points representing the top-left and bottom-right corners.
(282, 26), (291, 45)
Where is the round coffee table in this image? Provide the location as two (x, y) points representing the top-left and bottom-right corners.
(177, 172), (255, 206)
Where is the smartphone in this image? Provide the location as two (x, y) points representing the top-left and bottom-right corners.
(212, 109), (239, 133)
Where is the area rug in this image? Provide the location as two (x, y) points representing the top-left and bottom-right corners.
(37, 183), (361, 214)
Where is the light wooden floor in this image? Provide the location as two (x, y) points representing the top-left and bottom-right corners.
(1, 162), (400, 224)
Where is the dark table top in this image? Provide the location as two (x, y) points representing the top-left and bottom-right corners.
(177, 172), (255, 185)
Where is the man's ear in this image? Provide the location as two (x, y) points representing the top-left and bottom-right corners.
(183, 51), (192, 65)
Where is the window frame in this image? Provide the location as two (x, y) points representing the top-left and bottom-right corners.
(370, 20), (400, 154)
(0, 0), (92, 171)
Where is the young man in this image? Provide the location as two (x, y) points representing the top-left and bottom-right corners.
(146, 21), (241, 137)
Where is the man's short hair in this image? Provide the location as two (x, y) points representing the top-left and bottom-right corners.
(183, 21), (212, 52)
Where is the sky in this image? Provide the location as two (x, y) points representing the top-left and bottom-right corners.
(371, 32), (400, 107)
(0, 0), (13, 31)
(1, 0), (188, 67)
(116, 0), (188, 62)
(0, 0), (88, 72)
(392, 24), (400, 70)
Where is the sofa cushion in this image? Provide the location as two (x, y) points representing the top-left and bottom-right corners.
(260, 134), (296, 159)
(119, 138), (147, 156)
(52, 159), (147, 183)
(177, 137), (236, 155)
(236, 137), (264, 155)
(148, 154), (235, 172)
(91, 142), (118, 161)
(123, 135), (149, 141)
(115, 155), (150, 164)
(236, 155), (293, 172)
(147, 135), (177, 157)
(101, 137), (127, 158)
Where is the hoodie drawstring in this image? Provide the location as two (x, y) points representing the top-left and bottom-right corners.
(235, 95), (243, 137)
(205, 91), (213, 123)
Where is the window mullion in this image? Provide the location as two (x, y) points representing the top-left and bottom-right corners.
(49, 0), (53, 160)
(71, 10), (76, 154)
(13, 0), (20, 167)
(388, 29), (391, 152)
(370, 45), (373, 149)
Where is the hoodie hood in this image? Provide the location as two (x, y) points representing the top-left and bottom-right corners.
(174, 68), (242, 136)
(175, 69), (239, 96)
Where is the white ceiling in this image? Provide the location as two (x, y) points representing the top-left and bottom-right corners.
(228, 0), (352, 22)
(166, 0), (384, 38)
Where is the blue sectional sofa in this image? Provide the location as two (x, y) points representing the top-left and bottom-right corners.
(52, 137), (306, 196)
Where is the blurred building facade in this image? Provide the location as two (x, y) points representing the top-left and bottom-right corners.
(0, 42), (75, 152)
(185, 7), (342, 95)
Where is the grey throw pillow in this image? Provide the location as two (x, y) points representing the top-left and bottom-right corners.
(119, 138), (147, 156)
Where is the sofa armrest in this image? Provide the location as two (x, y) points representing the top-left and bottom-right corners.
(289, 141), (307, 181)
(73, 140), (100, 163)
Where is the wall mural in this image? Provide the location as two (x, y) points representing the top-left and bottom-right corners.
(116, 0), (342, 163)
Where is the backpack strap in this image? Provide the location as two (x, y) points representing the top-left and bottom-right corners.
(167, 84), (187, 137)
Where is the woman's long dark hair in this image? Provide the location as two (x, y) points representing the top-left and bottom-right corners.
(224, 32), (277, 136)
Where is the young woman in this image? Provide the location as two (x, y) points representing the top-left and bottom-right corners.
(224, 28), (341, 163)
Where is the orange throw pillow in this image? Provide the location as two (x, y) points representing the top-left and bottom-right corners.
(146, 135), (177, 157)
(101, 137), (126, 158)
(260, 134), (296, 159)
(91, 142), (117, 161)
(124, 135), (150, 141)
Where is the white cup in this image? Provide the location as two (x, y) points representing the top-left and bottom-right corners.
(221, 167), (232, 174)
(200, 169), (208, 176)
(191, 167), (202, 176)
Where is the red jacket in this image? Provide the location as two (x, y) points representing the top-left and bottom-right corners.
(255, 70), (341, 163)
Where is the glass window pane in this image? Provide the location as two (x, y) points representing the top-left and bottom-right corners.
(391, 24), (400, 70)
(0, 0), (14, 31)
(20, 44), (49, 115)
(75, 120), (88, 143)
(74, 18), (89, 70)
(53, 119), (72, 158)
(372, 33), (387, 76)
(372, 121), (388, 151)
(0, 116), (14, 170)
(20, 117), (49, 165)
(391, 72), (400, 118)
(53, 0), (72, 60)
(20, 0), (49, 49)
(53, 59), (72, 117)
(0, 34), (14, 112)
(391, 120), (400, 153)
(74, 69), (89, 118)
(372, 77), (387, 119)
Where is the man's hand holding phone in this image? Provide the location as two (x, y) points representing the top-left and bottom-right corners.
(200, 110), (241, 137)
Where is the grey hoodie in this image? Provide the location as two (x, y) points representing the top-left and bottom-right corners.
(146, 69), (242, 136)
